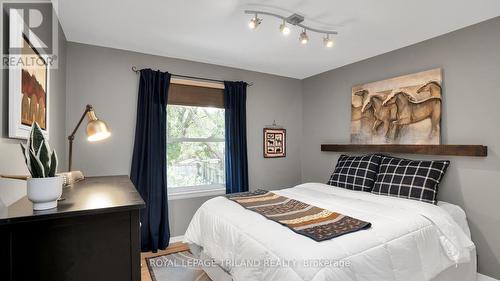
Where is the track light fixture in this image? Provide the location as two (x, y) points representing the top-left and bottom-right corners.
(248, 13), (262, 29)
(323, 34), (334, 48)
(279, 20), (290, 35)
(245, 10), (338, 48)
(299, 29), (309, 44)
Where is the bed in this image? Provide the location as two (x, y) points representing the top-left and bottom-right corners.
(184, 183), (476, 281)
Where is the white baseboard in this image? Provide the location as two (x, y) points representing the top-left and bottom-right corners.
(478, 273), (499, 281)
(169, 235), (185, 244)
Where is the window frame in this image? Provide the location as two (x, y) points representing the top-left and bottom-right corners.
(168, 184), (226, 200)
(166, 79), (226, 200)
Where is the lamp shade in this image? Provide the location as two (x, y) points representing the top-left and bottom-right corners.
(87, 119), (111, 142)
(86, 109), (111, 142)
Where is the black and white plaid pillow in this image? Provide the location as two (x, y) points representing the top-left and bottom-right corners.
(327, 154), (381, 192)
(372, 156), (450, 204)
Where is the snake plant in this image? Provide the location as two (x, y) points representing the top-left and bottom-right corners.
(20, 122), (58, 178)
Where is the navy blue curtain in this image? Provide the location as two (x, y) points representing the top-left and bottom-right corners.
(224, 81), (249, 194)
(130, 69), (171, 252)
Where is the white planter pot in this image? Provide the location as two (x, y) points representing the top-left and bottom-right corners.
(27, 176), (63, 210)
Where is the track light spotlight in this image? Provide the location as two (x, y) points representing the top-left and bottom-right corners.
(279, 20), (290, 35)
(299, 29), (309, 44)
(323, 34), (334, 48)
(248, 14), (262, 29)
(243, 10), (338, 47)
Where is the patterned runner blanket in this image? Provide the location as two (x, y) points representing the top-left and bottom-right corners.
(227, 190), (371, 242)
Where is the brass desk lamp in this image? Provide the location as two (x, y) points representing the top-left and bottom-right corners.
(67, 104), (111, 171)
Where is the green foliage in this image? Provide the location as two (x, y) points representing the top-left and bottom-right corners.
(49, 150), (58, 177)
(20, 122), (58, 178)
(167, 105), (224, 139)
(167, 105), (225, 187)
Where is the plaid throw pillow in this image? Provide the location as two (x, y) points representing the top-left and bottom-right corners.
(327, 154), (381, 192)
(372, 156), (450, 204)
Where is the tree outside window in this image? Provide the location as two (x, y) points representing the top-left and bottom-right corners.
(167, 105), (225, 190)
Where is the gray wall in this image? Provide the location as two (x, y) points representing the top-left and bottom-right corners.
(0, 19), (67, 207)
(302, 17), (500, 278)
(65, 42), (303, 236)
(7, 12), (496, 277)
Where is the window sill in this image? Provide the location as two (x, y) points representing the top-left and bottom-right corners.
(168, 185), (226, 200)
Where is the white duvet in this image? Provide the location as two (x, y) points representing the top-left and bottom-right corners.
(184, 183), (475, 281)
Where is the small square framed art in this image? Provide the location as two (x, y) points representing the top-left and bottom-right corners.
(263, 128), (286, 158)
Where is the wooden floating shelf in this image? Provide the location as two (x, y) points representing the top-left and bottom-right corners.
(321, 144), (488, 157)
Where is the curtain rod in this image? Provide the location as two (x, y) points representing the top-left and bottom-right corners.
(131, 66), (253, 87)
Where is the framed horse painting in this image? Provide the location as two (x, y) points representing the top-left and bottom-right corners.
(351, 68), (442, 145)
(9, 34), (50, 139)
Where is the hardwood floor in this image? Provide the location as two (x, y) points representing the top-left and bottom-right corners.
(141, 242), (190, 281)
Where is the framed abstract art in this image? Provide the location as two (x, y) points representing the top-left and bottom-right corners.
(9, 30), (50, 139)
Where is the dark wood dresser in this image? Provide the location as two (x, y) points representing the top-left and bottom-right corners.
(0, 176), (145, 281)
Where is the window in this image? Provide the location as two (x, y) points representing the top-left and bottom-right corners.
(167, 81), (226, 199)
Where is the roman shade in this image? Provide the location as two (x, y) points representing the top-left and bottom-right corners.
(168, 83), (224, 108)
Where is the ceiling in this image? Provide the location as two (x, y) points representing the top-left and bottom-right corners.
(54, 0), (500, 79)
